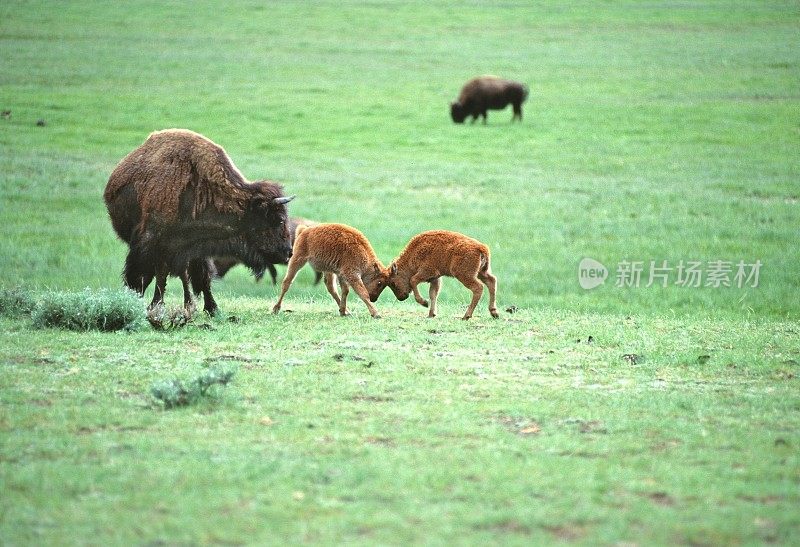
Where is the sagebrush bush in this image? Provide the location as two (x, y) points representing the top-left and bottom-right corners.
(0, 287), (37, 318)
(151, 367), (236, 409)
(31, 288), (145, 331)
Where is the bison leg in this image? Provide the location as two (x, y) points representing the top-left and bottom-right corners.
(481, 111), (488, 124)
(266, 264), (278, 285)
(336, 275), (351, 316)
(323, 272), (343, 312)
(459, 279), (484, 320)
(478, 268), (499, 318)
(149, 264), (168, 310)
(410, 272), (431, 308)
(512, 102), (522, 122)
(453, 255), (485, 320)
(427, 277), (441, 318)
(179, 269), (196, 316)
(344, 274), (380, 318)
(272, 254), (307, 314)
(188, 259), (218, 316)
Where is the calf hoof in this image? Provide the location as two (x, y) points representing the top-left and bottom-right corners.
(490, 309), (499, 318)
(427, 312), (437, 318)
(461, 315), (472, 320)
(339, 309), (351, 317)
(272, 305), (281, 314)
(371, 313), (381, 319)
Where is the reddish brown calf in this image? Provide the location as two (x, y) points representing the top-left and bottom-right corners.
(272, 223), (390, 318)
(387, 230), (498, 320)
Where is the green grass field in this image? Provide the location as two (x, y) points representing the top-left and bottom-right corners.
(1, 1), (799, 544)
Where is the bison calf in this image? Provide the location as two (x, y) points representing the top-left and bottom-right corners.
(450, 76), (528, 124)
(387, 230), (498, 320)
(272, 223), (390, 318)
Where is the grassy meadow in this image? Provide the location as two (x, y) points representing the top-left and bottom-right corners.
(1, 1), (799, 544)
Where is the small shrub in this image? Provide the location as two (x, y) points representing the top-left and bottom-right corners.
(151, 366), (236, 409)
(0, 287), (37, 318)
(31, 288), (145, 331)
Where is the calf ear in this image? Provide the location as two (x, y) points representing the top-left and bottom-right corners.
(390, 262), (397, 275)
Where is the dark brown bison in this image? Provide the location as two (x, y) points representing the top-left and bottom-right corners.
(450, 76), (529, 124)
(104, 129), (295, 316)
(212, 216), (323, 285)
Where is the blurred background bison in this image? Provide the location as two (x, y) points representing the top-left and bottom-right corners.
(450, 76), (529, 124)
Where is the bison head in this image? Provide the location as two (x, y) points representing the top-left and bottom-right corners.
(362, 263), (392, 303)
(450, 101), (467, 124)
(242, 184), (295, 271)
(386, 261), (411, 301)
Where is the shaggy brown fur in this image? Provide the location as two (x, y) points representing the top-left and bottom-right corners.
(104, 129), (294, 315)
(212, 216), (323, 285)
(450, 76), (528, 124)
(387, 230), (499, 320)
(272, 223), (390, 318)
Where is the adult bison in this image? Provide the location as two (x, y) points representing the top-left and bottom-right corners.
(104, 129), (295, 316)
(450, 76), (528, 124)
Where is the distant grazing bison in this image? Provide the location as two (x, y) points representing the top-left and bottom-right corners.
(104, 129), (295, 316)
(450, 76), (528, 124)
(212, 216), (323, 285)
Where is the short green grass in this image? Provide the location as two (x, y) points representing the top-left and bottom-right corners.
(1, 0), (799, 544)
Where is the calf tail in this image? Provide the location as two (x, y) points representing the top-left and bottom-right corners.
(479, 251), (491, 274)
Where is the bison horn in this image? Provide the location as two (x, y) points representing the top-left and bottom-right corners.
(273, 195), (296, 205)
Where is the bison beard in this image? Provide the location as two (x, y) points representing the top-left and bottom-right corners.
(105, 129), (295, 316)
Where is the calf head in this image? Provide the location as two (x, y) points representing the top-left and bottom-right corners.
(450, 101), (467, 123)
(386, 262), (411, 301)
(362, 263), (392, 303)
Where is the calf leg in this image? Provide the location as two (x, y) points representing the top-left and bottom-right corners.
(337, 276), (351, 316)
(272, 254), (307, 314)
(410, 271), (433, 308)
(459, 279), (484, 320)
(344, 274), (380, 318)
(478, 269), (499, 318)
(323, 272), (343, 310)
(427, 277), (441, 318)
